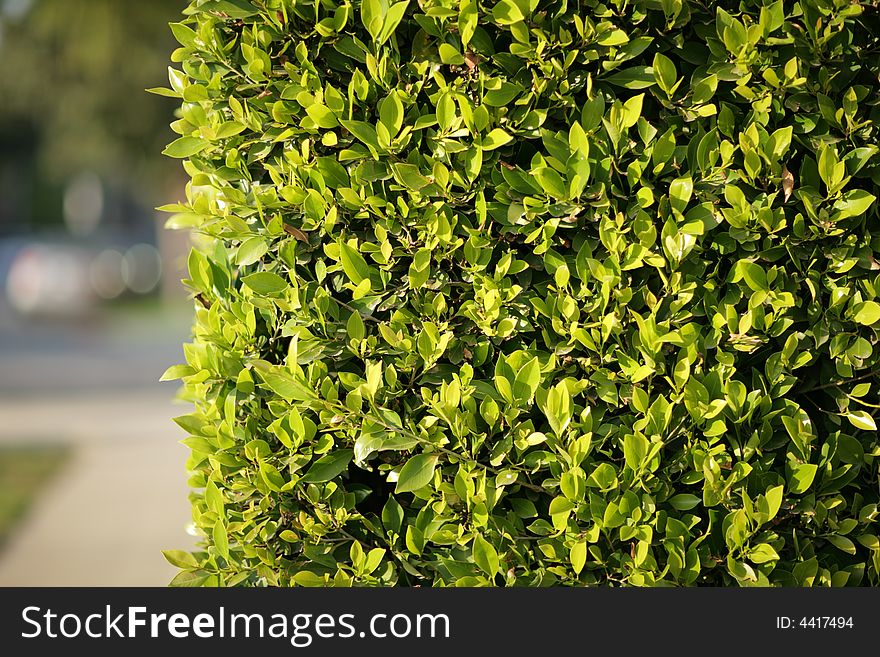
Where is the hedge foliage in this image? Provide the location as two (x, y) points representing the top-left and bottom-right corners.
(159, 0), (880, 587)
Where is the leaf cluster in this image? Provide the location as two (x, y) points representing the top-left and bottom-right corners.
(161, 0), (880, 587)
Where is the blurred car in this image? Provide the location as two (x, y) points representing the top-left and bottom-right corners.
(4, 240), (94, 316)
(0, 236), (162, 318)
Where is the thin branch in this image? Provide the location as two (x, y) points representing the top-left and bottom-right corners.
(842, 391), (880, 410)
(334, 298), (382, 323)
(797, 368), (880, 394)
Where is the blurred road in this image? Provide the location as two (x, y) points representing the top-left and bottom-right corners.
(0, 298), (190, 395)
(0, 300), (199, 586)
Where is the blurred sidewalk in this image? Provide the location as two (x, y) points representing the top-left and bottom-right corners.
(0, 301), (198, 586)
(0, 391), (197, 586)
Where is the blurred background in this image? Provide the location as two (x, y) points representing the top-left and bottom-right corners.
(0, 0), (198, 585)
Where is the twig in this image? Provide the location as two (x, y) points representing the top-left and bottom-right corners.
(334, 298), (382, 323)
(842, 391), (880, 410)
(797, 368), (880, 394)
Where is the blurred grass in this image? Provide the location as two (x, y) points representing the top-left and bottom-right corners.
(0, 445), (71, 546)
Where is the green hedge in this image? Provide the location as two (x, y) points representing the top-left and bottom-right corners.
(159, 0), (880, 587)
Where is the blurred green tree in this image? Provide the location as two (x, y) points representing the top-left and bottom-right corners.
(0, 0), (183, 208)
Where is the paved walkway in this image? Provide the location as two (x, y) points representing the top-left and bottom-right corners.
(0, 390), (197, 586)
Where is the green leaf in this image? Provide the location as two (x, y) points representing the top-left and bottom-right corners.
(826, 535), (857, 555)
(787, 462), (818, 494)
(549, 496), (575, 530)
(259, 461), (286, 491)
(542, 380), (573, 436)
(340, 119), (380, 150)
(472, 534), (499, 576)
(620, 94), (644, 129)
(439, 43), (464, 65)
(654, 133), (679, 173)
(162, 549), (199, 569)
(653, 53), (678, 96)
(395, 453), (439, 493)
(484, 82), (522, 107)
(722, 18), (747, 54)
(377, 1), (409, 46)
(213, 520), (229, 560)
(291, 571), (327, 587)
(242, 271), (288, 294)
(623, 433), (650, 471)
(353, 431), (384, 466)
(168, 570), (211, 587)
(597, 29), (628, 46)
(417, 322), (443, 364)
(690, 74), (718, 105)
(481, 128), (513, 151)
(392, 163), (432, 191)
(604, 66), (656, 89)
(747, 543), (780, 564)
(495, 470), (518, 486)
(818, 144), (844, 191)
(169, 22), (198, 48)
(259, 370), (314, 402)
(174, 413), (206, 436)
(200, 1), (258, 19)
(581, 95), (605, 130)
(733, 260), (767, 292)
(364, 547), (386, 575)
(146, 86), (181, 98)
(856, 534), (879, 550)
(570, 540), (587, 575)
(302, 449), (354, 483)
(279, 530), (299, 543)
(845, 411), (876, 431)
(338, 240), (372, 286)
(180, 437), (215, 455)
(492, 0), (524, 25)
(163, 136), (209, 158)
(347, 310), (366, 342)
(764, 485), (784, 521)
(379, 92), (404, 136)
(205, 479), (224, 515)
(458, 0), (478, 47)
(534, 167), (567, 199)
(669, 176), (693, 213)
(305, 104), (338, 129)
(853, 301), (880, 326)
(513, 356), (541, 402)
(382, 497), (404, 534)
(586, 463), (618, 491)
(760, 0), (785, 35)
(236, 236), (269, 266)
(834, 189), (875, 220)
(668, 494), (700, 511)
(360, 0), (383, 40)
(767, 126), (793, 159)
(160, 364), (196, 381)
